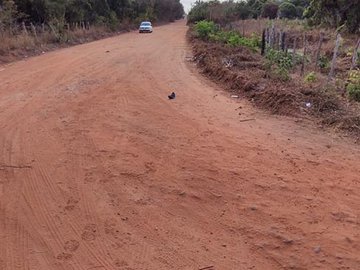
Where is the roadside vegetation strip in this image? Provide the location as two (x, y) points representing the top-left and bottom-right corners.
(0, 0), (185, 64)
(188, 18), (360, 140)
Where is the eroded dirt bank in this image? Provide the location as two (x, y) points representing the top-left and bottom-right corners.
(0, 20), (359, 270)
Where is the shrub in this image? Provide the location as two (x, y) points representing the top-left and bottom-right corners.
(198, 22), (260, 51)
(266, 49), (293, 70)
(347, 69), (360, 102)
(304, 72), (317, 83)
(318, 55), (330, 70)
(265, 49), (295, 82)
(194, 20), (217, 39)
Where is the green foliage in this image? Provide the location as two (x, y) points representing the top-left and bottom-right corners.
(194, 20), (216, 39)
(195, 20), (260, 51)
(0, 0), (184, 30)
(347, 70), (360, 102)
(304, 71), (317, 83)
(318, 55), (330, 70)
(265, 49), (295, 81)
(305, 0), (360, 33)
(188, 0), (309, 25)
(279, 2), (298, 19)
(0, 0), (19, 27)
(266, 49), (293, 70)
(226, 32), (260, 49)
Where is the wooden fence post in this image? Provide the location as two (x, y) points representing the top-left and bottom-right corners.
(314, 32), (324, 70)
(301, 33), (307, 76)
(261, 29), (266, 55)
(278, 30), (282, 50)
(292, 37), (297, 66)
(351, 38), (360, 70)
(269, 22), (275, 49)
(281, 32), (286, 51)
(328, 33), (341, 80)
(265, 28), (269, 46)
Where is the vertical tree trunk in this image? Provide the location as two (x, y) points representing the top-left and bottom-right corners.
(30, 23), (37, 38)
(328, 33), (341, 80)
(351, 38), (360, 70)
(22, 22), (28, 35)
(314, 32), (324, 70)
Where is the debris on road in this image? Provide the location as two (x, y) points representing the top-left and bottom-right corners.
(168, 92), (176, 99)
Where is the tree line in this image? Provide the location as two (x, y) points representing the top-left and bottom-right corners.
(188, 0), (360, 33)
(0, 0), (184, 31)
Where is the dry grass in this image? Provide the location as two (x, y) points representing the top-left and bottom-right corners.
(0, 26), (128, 64)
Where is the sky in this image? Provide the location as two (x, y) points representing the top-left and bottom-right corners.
(181, 0), (194, 13)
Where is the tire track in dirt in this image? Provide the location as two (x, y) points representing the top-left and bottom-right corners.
(1, 20), (359, 269)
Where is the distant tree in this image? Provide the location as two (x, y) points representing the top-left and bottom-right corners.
(261, 1), (279, 19)
(235, 1), (252, 20)
(305, 0), (360, 33)
(0, 0), (18, 28)
(279, 1), (297, 19)
(247, 0), (266, 19)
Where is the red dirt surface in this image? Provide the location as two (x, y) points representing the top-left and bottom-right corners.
(0, 20), (359, 270)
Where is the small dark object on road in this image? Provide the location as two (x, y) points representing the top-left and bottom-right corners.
(168, 92), (176, 100)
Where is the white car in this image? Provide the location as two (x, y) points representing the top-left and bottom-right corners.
(139, 21), (153, 33)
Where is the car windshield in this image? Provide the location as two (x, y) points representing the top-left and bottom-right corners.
(141, 22), (151, 26)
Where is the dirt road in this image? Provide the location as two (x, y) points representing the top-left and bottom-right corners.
(0, 21), (359, 270)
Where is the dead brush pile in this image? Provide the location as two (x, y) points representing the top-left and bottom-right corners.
(190, 35), (360, 139)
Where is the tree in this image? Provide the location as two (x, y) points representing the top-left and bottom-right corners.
(247, 0), (266, 19)
(235, 1), (252, 20)
(279, 1), (297, 19)
(305, 0), (360, 33)
(0, 0), (18, 28)
(261, 1), (279, 19)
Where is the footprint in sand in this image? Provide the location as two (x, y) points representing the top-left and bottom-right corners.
(64, 240), (80, 252)
(81, 224), (97, 241)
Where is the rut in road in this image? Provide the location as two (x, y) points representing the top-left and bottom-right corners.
(0, 20), (359, 270)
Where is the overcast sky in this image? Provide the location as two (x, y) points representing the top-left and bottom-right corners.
(181, 0), (194, 12)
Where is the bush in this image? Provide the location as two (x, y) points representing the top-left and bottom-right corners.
(304, 72), (317, 83)
(318, 55), (330, 70)
(265, 49), (295, 81)
(195, 20), (217, 39)
(347, 70), (360, 102)
(196, 21), (260, 51)
(266, 49), (293, 70)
